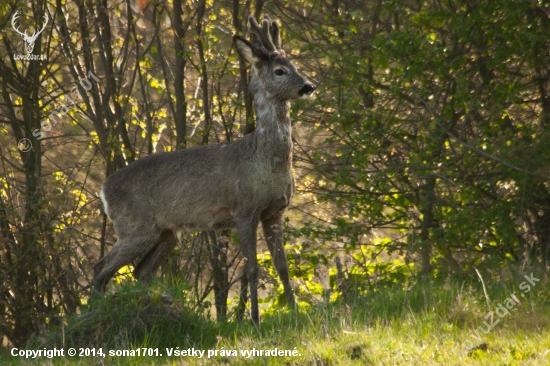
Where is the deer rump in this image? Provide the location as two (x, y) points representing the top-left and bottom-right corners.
(99, 136), (293, 280)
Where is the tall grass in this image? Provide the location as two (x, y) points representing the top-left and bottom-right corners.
(4, 267), (550, 365)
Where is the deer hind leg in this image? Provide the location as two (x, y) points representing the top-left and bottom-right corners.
(237, 217), (260, 325)
(262, 212), (296, 309)
(93, 232), (160, 294)
(133, 230), (178, 282)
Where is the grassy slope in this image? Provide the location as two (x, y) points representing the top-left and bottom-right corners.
(3, 273), (550, 365)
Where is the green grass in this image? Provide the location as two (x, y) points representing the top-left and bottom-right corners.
(3, 271), (550, 365)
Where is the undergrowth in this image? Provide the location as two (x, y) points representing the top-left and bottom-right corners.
(3, 268), (550, 365)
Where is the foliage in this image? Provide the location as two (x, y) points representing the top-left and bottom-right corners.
(1, 0), (550, 348)
(286, 0), (550, 283)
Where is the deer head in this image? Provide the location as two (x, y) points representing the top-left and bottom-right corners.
(12, 11), (49, 54)
(233, 15), (315, 102)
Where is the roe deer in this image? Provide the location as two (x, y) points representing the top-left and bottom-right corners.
(93, 15), (315, 324)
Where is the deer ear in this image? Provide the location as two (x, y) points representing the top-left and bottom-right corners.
(234, 36), (260, 64)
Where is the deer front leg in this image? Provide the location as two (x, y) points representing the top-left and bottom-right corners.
(262, 212), (296, 309)
(237, 217), (260, 325)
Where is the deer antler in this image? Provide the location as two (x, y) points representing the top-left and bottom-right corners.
(11, 11), (26, 38)
(11, 11), (48, 41)
(248, 15), (283, 54)
(27, 14), (49, 42)
(270, 20), (282, 50)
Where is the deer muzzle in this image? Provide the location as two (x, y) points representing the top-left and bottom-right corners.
(298, 83), (316, 98)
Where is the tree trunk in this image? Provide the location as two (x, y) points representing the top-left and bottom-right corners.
(420, 176), (436, 277)
(173, 0), (187, 150)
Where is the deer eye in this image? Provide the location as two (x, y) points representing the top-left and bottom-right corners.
(274, 69), (285, 76)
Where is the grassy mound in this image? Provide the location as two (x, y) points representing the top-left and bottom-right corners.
(33, 282), (218, 352)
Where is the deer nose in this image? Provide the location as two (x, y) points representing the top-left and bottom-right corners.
(298, 84), (316, 96)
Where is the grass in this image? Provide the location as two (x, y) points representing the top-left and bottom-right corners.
(3, 270), (550, 365)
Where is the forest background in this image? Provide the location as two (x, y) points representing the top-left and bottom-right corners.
(0, 0), (550, 356)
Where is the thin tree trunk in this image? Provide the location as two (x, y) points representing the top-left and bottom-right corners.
(420, 176), (436, 277)
(236, 271), (248, 321)
(173, 0), (187, 150)
(207, 231), (230, 320)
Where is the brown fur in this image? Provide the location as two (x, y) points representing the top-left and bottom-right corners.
(93, 15), (315, 325)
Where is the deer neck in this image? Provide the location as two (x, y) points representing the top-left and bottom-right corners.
(253, 92), (292, 149)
